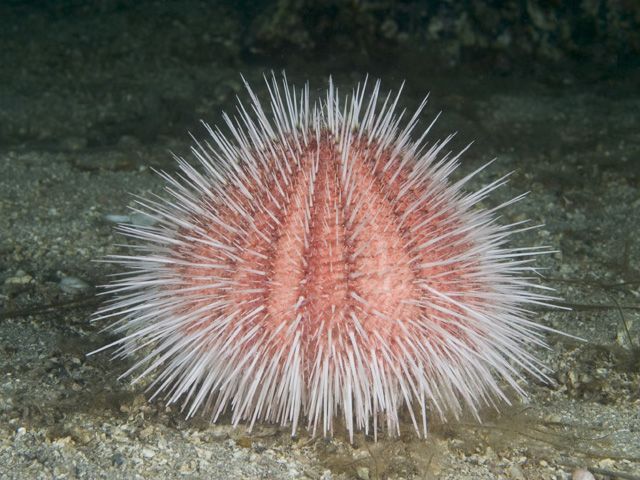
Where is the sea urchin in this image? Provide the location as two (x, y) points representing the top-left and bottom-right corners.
(92, 74), (557, 441)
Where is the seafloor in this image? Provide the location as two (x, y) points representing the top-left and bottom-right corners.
(1, 2), (639, 480)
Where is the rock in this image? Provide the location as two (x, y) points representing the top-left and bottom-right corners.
(356, 466), (370, 480)
(572, 468), (595, 480)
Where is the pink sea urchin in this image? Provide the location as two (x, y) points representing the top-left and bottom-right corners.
(92, 74), (558, 441)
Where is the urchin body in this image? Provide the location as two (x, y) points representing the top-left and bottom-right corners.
(93, 75), (555, 440)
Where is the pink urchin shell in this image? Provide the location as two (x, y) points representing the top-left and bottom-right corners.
(92, 74), (556, 441)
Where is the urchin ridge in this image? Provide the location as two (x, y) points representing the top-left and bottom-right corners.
(91, 73), (559, 441)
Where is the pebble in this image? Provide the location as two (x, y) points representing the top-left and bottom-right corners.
(112, 453), (125, 467)
(572, 468), (595, 480)
(507, 464), (525, 480)
(141, 447), (156, 459)
(58, 275), (91, 294)
(320, 470), (333, 480)
(356, 466), (370, 480)
(4, 271), (33, 285)
(597, 458), (616, 469)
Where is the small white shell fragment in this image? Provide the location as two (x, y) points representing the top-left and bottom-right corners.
(59, 276), (91, 294)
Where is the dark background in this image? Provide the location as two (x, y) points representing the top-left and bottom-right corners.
(1, 0), (638, 151)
